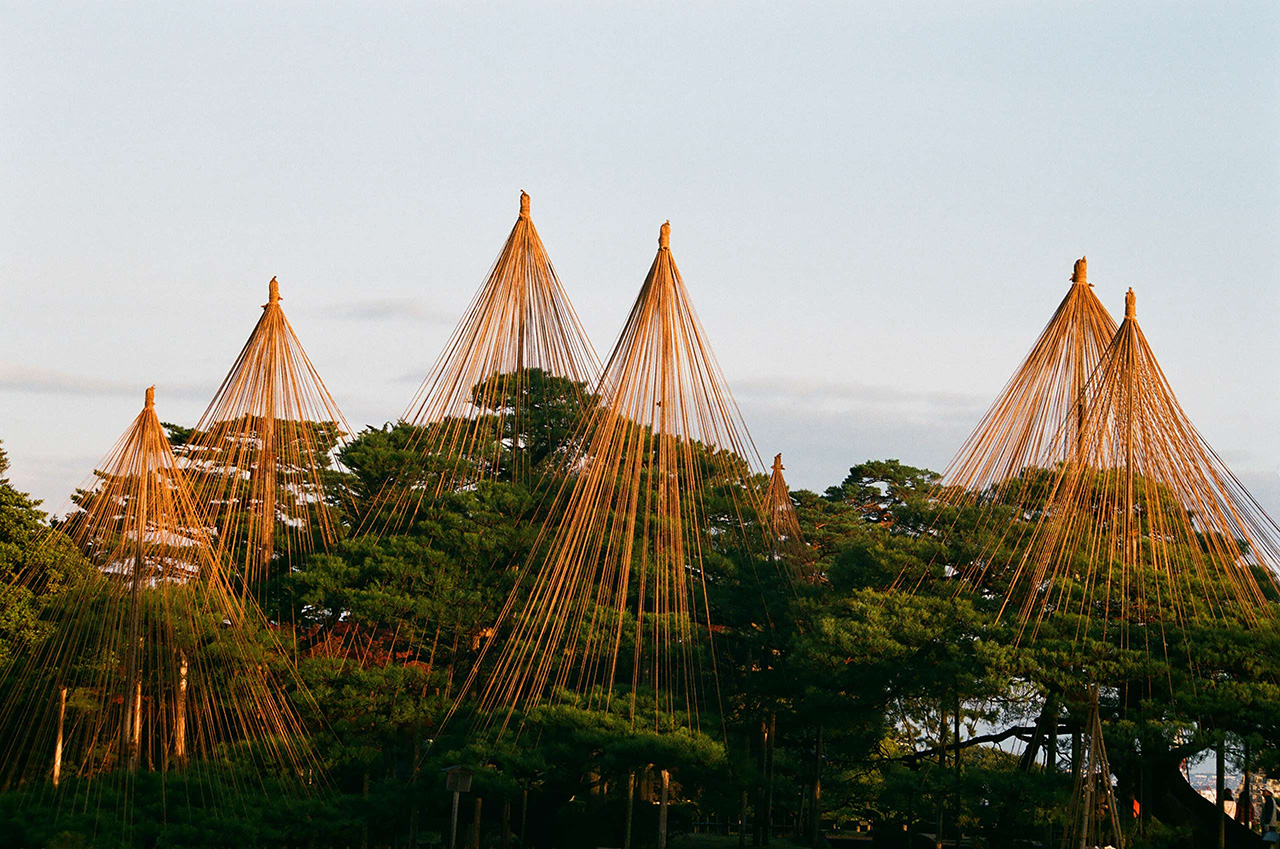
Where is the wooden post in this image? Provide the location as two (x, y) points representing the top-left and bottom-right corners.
(361, 769), (370, 849)
(658, 769), (670, 849)
(809, 725), (823, 848)
(450, 789), (460, 849)
(52, 686), (67, 787)
(935, 699), (946, 849)
(623, 771), (635, 849)
(131, 679), (142, 764)
(472, 796), (482, 849)
(121, 465), (147, 771)
(953, 693), (961, 841)
(520, 787), (528, 849)
(1241, 739), (1253, 826)
(1216, 733), (1226, 849)
(175, 651), (188, 763)
(739, 788), (748, 849)
(764, 713), (775, 845)
(501, 797), (511, 849)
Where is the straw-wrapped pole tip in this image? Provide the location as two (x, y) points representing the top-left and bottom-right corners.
(268, 276), (281, 304)
(1125, 287), (1136, 319)
(659, 220), (671, 250)
(1071, 256), (1087, 285)
(773, 453), (784, 473)
(519, 190), (531, 219)
(145, 385), (156, 409)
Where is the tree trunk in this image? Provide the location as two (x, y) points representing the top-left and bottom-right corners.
(502, 797), (511, 849)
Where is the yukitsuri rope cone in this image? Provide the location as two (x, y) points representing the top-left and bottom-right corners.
(453, 220), (774, 737)
(933, 257), (1117, 507)
(1060, 687), (1125, 849)
(764, 453), (805, 560)
(380, 190), (601, 526)
(0, 388), (312, 815)
(995, 287), (1280, 644)
(177, 277), (351, 590)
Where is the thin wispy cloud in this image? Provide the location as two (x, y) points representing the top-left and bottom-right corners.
(731, 376), (988, 426)
(0, 362), (205, 402)
(321, 297), (457, 325)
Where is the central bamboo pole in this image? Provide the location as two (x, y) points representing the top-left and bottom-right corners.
(175, 651), (188, 763)
(52, 686), (67, 787)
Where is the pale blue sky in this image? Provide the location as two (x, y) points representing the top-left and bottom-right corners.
(2, 2), (1277, 514)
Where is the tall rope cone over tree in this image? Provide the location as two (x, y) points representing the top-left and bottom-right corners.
(375, 190), (601, 529)
(175, 277), (352, 593)
(0, 387), (313, 815)
(915, 257), (1117, 567)
(450, 219), (780, 739)
(987, 285), (1280, 645)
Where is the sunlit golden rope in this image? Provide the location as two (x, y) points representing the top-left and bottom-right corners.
(0, 387), (315, 819)
(447, 220), (775, 739)
(178, 277), (352, 590)
(370, 191), (601, 530)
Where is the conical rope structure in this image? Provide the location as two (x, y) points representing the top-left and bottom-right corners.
(764, 453), (805, 561)
(934, 257), (1118, 507)
(994, 287), (1280, 645)
(1060, 686), (1125, 849)
(377, 191), (601, 527)
(0, 388), (313, 816)
(452, 220), (774, 738)
(901, 258), (1117, 597)
(177, 277), (351, 592)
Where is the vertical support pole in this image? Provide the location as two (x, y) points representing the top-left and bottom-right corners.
(936, 699), (946, 849)
(361, 769), (370, 849)
(623, 771), (635, 849)
(121, 462), (147, 771)
(472, 796), (482, 849)
(131, 679), (142, 763)
(658, 768), (670, 849)
(520, 787), (528, 849)
(501, 797), (511, 849)
(53, 686), (67, 787)
(1216, 732), (1226, 849)
(174, 651), (188, 763)
(809, 726), (823, 848)
(450, 789), (460, 849)
(764, 714), (775, 845)
(953, 692), (961, 841)
(739, 788), (748, 849)
(1241, 740), (1253, 827)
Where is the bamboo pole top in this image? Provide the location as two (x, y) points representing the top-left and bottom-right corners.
(772, 453), (784, 473)
(519, 190), (531, 219)
(659, 220), (671, 250)
(268, 276), (281, 305)
(144, 385), (155, 409)
(1125, 287), (1136, 319)
(1071, 256), (1087, 286)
